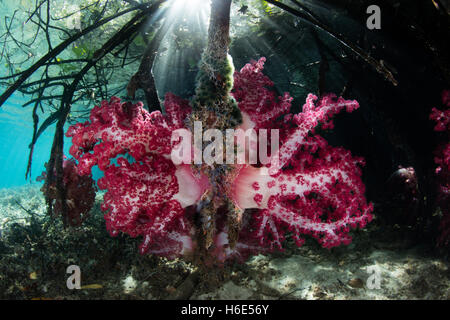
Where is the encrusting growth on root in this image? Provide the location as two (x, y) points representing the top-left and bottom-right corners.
(187, 0), (244, 262)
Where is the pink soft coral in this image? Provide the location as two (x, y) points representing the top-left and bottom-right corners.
(39, 158), (96, 227)
(213, 73), (373, 261)
(430, 90), (450, 247)
(67, 94), (209, 258)
(67, 58), (373, 262)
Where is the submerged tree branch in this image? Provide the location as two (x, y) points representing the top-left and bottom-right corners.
(0, 0), (166, 108)
(127, 15), (171, 111)
(264, 0), (398, 86)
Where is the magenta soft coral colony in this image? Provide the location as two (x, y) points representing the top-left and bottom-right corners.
(66, 57), (373, 264)
(430, 90), (450, 246)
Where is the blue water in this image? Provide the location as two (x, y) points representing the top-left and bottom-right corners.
(0, 94), (71, 188)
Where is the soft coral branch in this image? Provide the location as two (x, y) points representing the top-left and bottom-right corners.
(431, 90), (450, 247)
(66, 94), (191, 175)
(67, 94), (209, 258)
(213, 58), (373, 261)
(231, 143), (372, 252)
(268, 93), (360, 175)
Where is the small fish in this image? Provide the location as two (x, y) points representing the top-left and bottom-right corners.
(80, 284), (103, 289)
(29, 272), (38, 280)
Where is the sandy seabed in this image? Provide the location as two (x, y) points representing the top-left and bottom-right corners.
(0, 185), (449, 300)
